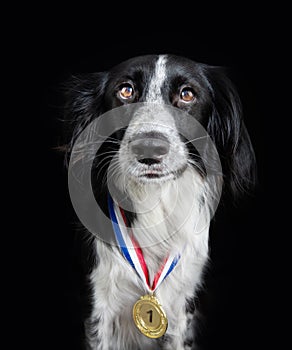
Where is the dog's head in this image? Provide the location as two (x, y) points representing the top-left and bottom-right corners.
(64, 54), (256, 203)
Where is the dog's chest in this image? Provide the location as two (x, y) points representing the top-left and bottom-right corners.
(89, 171), (210, 348)
(90, 222), (208, 349)
(90, 245), (203, 350)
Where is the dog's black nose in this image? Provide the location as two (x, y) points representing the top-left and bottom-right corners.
(130, 132), (170, 165)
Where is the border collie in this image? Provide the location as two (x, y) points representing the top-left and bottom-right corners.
(63, 54), (256, 350)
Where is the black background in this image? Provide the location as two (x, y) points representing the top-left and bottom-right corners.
(11, 7), (266, 350)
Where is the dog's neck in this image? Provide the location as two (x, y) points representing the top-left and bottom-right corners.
(122, 167), (209, 280)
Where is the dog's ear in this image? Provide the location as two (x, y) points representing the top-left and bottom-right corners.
(204, 66), (257, 199)
(61, 72), (108, 163)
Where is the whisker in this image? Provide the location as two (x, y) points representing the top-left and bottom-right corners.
(184, 135), (209, 145)
(100, 157), (121, 187)
(187, 152), (217, 165)
(95, 150), (118, 158)
(95, 157), (118, 181)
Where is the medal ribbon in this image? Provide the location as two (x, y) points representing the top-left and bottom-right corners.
(108, 195), (181, 293)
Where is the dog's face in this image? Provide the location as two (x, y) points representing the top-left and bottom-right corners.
(102, 55), (214, 185)
(65, 54), (255, 202)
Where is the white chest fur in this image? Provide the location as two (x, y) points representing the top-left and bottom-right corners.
(87, 168), (210, 350)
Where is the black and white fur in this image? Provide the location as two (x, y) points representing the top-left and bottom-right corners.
(63, 54), (256, 350)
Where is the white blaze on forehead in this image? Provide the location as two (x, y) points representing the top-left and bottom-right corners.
(146, 55), (167, 103)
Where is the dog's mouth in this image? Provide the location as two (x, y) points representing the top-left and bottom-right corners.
(139, 170), (166, 179)
(135, 164), (187, 182)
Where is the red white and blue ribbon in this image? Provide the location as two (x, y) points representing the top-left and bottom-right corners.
(108, 195), (181, 293)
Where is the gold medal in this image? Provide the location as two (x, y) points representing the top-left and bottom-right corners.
(132, 294), (168, 338)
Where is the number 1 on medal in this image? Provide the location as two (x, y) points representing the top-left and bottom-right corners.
(147, 309), (153, 323)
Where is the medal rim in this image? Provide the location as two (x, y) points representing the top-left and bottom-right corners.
(133, 294), (168, 339)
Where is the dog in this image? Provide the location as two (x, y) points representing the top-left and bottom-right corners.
(62, 54), (256, 350)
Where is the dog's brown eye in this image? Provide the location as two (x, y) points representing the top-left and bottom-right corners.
(119, 83), (134, 100)
(180, 87), (196, 103)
